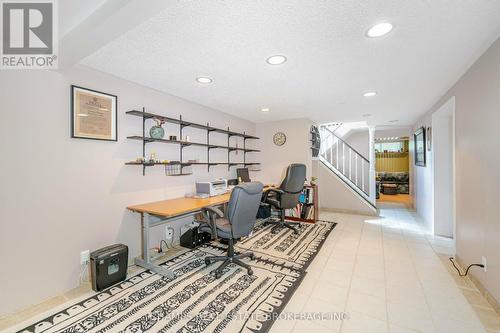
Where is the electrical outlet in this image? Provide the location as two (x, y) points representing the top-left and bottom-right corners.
(80, 250), (90, 265)
(165, 227), (174, 241)
(482, 256), (487, 272)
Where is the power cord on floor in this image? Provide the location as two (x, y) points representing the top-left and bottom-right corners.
(159, 240), (169, 253)
(79, 262), (89, 284)
(449, 257), (484, 277)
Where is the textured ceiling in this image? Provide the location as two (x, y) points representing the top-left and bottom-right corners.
(81, 0), (500, 125)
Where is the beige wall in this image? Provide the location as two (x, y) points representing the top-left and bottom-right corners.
(344, 130), (369, 159)
(413, 37), (500, 302)
(256, 119), (313, 184)
(0, 65), (256, 315)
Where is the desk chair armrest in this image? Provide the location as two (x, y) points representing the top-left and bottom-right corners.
(262, 188), (284, 201)
(201, 206), (225, 240)
(202, 206), (225, 218)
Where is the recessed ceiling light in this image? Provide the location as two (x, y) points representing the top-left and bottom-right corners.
(367, 22), (394, 38)
(266, 55), (287, 65)
(261, 108), (270, 112)
(363, 91), (377, 97)
(196, 77), (213, 84)
(362, 113), (372, 117)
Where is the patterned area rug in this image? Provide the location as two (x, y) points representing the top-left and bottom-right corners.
(18, 220), (336, 333)
(209, 220), (335, 270)
(221, 220), (335, 270)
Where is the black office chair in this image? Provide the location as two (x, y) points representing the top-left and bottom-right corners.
(200, 182), (263, 278)
(263, 163), (306, 234)
(236, 168), (251, 183)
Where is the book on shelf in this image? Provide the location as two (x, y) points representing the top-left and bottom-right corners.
(285, 185), (316, 221)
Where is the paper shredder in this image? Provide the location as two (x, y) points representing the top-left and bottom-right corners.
(90, 244), (128, 291)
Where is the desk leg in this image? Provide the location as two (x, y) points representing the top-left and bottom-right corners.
(142, 213), (150, 264)
(134, 212), (175, 279)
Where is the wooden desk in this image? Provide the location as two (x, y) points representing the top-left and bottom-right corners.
(127, 185), (273, 278)
(127, 193), (232, 217)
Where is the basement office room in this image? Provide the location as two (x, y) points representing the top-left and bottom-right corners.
(2, 1), (500, 333)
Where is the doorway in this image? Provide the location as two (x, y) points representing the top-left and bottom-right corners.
(432, 97), (455, 239)
(375, 130), (412, 208)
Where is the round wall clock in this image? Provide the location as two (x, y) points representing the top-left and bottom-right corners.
(273, 132), (286, 146)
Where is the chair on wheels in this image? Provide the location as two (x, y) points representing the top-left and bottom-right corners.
(263, 163), (306, 234)
(200, 182), (263, 278)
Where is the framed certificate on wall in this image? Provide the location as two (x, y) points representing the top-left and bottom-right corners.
(71, 85), (117, 141)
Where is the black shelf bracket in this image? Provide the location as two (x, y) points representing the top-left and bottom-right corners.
(179, 115), (184, 169)
(180, 114), (190, 129)
(227, 127), (231, 171)
(207, 122), (211, 171)
(142, 107), (147, 176)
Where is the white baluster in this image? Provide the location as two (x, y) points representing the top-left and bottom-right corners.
(355, 154), (358, 186)
(336, 139), (339, 169)
(329, 143), (333, 165)
(362, 161), (365, 191)
(342, 143), (345, 174)
(349, 149), (352, 180)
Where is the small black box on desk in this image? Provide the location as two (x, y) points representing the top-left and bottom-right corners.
(90, 244), (128, 292)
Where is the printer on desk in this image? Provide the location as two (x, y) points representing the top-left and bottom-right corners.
(196, 179), (228, 197)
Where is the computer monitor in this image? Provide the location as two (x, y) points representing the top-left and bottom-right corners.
(236, 168), (251, 183)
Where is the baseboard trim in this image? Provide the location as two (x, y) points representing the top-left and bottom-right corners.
(320, 207), (379, 217)
(456, 255), (500, 314)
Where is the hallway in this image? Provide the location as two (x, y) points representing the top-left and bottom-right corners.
(271, 203), (500, 333)
(377, 194), (413, 210)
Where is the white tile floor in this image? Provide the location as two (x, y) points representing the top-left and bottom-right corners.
(270, 203), (497, 333)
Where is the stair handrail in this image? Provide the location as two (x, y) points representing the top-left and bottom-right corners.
(320, 126), (370, 163)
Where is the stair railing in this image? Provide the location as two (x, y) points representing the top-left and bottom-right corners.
(319, 126), (370, 197)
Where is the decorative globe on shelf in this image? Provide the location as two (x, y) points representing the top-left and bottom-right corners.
(150, 118), (165, 139)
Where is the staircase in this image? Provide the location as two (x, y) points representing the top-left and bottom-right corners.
(319, 126), (376, 209)
(323, 122), (343, 133)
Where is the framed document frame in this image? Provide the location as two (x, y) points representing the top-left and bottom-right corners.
(414, 127), (426, 167)
(71, 85), (117, 141)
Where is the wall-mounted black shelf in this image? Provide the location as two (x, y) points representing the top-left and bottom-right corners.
(127, 135), (209, 148)
(125, 161), (181, 166)
(125, 108), (260, 175)
(126, 110), (259, 139)
(126, 135), (260, 152)
(125, 161), (192, 176)
(310, 125), (321, 158)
